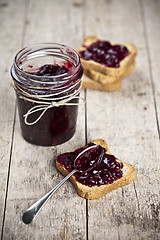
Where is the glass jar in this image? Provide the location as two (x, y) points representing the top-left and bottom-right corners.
(11, 43), (83, 146)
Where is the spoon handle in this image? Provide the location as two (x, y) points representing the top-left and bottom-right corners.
(22, 169), (77, 224)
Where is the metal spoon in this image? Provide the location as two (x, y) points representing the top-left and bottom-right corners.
(22, 144), (104, 224)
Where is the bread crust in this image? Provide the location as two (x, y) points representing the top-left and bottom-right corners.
(56, 139), (136, 199)
(81, 61), (135, 91)
(82, 74), (122, 91)
(77, 36), (137, 77)
(85, 60), (135, 84)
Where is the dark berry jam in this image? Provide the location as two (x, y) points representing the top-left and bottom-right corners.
(57, 143), (123, 187)
(29, 64), (69, 76)
(74, 145), (104, 172)
(80, 40), (130, 68)
(15, 63), (83, 146)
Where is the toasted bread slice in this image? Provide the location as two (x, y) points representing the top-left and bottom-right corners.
(56, 139), (136, 199)
(77, 36), (137, 77)
(81, 60), (135, 91)
(82, 74), (122, 91)
(84, 60), (136, 84)
(122, 60), (136, 78)
(84, 68), (121, 85)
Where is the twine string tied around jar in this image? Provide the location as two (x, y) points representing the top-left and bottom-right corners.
(13, 80), (83, 126)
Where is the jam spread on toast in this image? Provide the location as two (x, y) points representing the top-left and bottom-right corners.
(80, 40), (130, 68)
(57, 143), (123, 187)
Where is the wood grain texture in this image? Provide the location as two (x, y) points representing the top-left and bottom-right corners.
(1, 0), (86, 239)
(0, 0), (160, 239)
(85, 0), (160, 239)
(0, 0), (25, 235)
(142, 0), (160, 133)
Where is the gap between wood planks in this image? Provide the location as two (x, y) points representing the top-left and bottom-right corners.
(1, 104), (17, 240)
(84, 88), (89, 240)
(139, 0), (160, 140)
(1, 0), (29, 239)
(82, 1), (89, 239)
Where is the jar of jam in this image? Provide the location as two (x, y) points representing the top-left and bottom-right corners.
(11, 43), (83, 146)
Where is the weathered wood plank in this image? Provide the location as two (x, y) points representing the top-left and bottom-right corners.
(2, 0), (86, 239)
(142, 0), (160, 132)
(1, 0), (160, 239)
(85, 0), (160, 239)
(0, 0), (25, 236)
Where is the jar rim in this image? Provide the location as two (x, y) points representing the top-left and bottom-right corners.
(13, 42), (81, 84)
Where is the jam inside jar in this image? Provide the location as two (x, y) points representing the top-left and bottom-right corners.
(11, 43), (83, 146)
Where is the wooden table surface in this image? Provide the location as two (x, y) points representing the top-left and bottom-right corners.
(0, 0), (160, 239)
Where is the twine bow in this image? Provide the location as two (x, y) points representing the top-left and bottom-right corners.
(14, 80), (83, 125)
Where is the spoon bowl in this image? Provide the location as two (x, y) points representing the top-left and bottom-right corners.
(74, 144), (104, 172)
